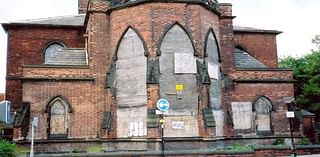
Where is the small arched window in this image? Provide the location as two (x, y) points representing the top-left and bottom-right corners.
(46, 97), (71, 138)
(254, 96), (273, 134)
(44, 42), (65, 64)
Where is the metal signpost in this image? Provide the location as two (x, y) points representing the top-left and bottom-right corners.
(283, 96), (296, 157)
(30, 117), (39, 157)
(156, 99), (169, 157)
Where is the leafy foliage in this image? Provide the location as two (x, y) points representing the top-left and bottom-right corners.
(298, 138), (312, 145)
(279, 36), (320, 120)
(231, 144), (253, 151)
(272, 138), (285, 146)
(0, 140), (17, 157)
(312, 35), (320, 51)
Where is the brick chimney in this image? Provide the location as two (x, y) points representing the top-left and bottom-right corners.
(79, 0), (89, 14)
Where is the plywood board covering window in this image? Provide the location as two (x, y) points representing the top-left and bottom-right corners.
(159, 24), (198, 114)
(115, 28), (147, 138)
(255, 97), (272, 131)
(206, 30), (224, 136)
(231, 102), (252, 130)
(159, 24), (199, 137)
(48, 97), (69, 137)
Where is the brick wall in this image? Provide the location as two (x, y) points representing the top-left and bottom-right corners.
(110, 3), (220, 58)
(79, 0), (89, 14)
(23, 81), (99, 139)
(218, 3), (235, 137)
(234, 32), (279, 68)
(5, 26), (84, 108)
(232, 83), (294, 134)
(15, 139), (320, 156)
(108, 3), (221, 138)
(4, 0), (296, 143)
(0, 93), (4, 101)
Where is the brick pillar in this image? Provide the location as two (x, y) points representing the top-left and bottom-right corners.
(78, 0), (89, 14)
(218, 3), (234, 73)
(218, 3), (235, 137)
(85, 0), (113, 137)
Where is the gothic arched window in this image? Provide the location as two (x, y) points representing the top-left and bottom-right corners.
(158, 23), (199, 137)
(205, 29), (224, 136)
(46, 97), (70, 138)
(44, 42), (65, 64)
(114, 27), (148, 138)
(254, 96), (273, 134)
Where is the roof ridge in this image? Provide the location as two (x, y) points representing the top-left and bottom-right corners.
(8, 14), (85, 23)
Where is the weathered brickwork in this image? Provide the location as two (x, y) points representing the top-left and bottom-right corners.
(231, 70), (293, 80)
(0, 93), (4, 101)
(234, 32), (279, 68)
(22, 81), (100, 139)
(110, 3), (220, 58)
(218, 3), (235, 73)
(107, 3), (222, 138)
(232, 83), (294, 134)
(4, 26), (84, 108)
(79, 0), (89, 14)
(2, 0), (297, 153)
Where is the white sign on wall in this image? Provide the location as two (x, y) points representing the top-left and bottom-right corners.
(174, 53), (197, 74)
(286, 111), (295, 118)
(128, 121), (147, 137)
(208, 62), (219, 79)
(172, 121), (185, 129)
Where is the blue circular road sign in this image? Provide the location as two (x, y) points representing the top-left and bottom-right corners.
(157, 99), (170, 111)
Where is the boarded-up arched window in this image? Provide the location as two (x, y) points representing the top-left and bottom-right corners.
(255, 96), (272, 133)
(159, 24), (199, 137)
(206, 30), (223, 136)
(44, 42), (65, 64)
(206, 30), (221, 109)
(115, 27), (147, 137)
(47, 97), (70, 138)
(159, 24), (197, 113)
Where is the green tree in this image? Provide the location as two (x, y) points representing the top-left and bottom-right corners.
(279, 36), (320, 120)
(0, 140), (17, 157)
(312, 35), (320, 51)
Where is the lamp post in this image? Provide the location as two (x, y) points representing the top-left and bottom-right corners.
(283, 97), (296, 157)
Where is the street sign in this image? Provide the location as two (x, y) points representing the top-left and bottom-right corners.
(32, 117), (39, 128)
(157, 99), (170, 111)
(155, 110), (168, 115)
(0, 101), (11, 124)
(286, 111), (295, 118)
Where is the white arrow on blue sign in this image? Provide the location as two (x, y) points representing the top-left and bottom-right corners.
(156, 99), (170, 111)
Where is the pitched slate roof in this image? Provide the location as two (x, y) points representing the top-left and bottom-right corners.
(45, 48), (87, 65)
(3, 14), (85, 27)
(234, 48), (267, 69)
(233, 26), (282, 34)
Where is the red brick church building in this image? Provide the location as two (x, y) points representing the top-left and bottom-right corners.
(2, 0), (296, 153)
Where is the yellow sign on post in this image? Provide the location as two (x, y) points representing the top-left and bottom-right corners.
(160, 118), (165, 124)
(176, 84), (184, 91)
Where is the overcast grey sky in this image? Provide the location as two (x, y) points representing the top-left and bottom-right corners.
(0, 0), (320, 93)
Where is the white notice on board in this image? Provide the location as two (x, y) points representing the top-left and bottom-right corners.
(174, 53), (197, 74)
(208, 62), (219, 79)
(172, 121), (185, 129)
